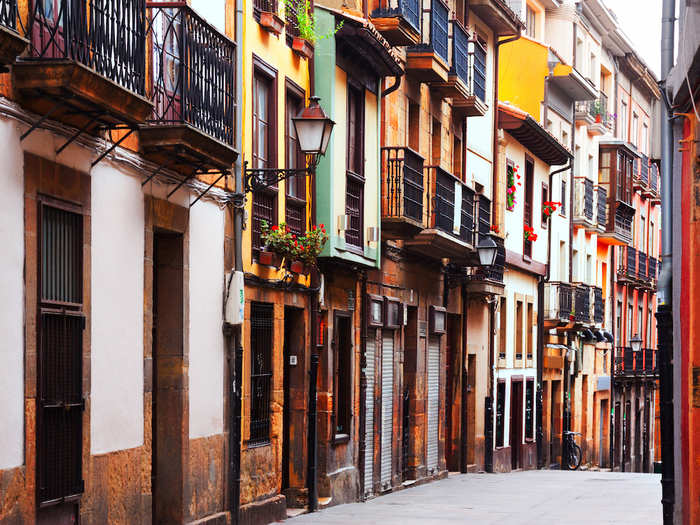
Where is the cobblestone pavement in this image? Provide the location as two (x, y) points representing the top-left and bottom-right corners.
(287, 470), (662, 524)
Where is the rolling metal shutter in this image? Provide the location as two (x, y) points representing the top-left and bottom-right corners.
(381, 333), (394, 488)
(364, 334), (375, 496)
(427, 337), (440, 473)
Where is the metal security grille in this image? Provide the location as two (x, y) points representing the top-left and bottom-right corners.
(0, 0), (17, 30)
(29, 0), (147, 96)
(250, 303), (273, 445)
(459, 185), (475, 245)
(426, 337), (439, 473)
(364, 333), (376, 496)
(596, 186), (607, 228)
(38, 204), (84, 505)
(252, 191), (275, 255)
(380, 333), (394, 488)
(583, 178), (594, 220)
(345, 173), (364, 247)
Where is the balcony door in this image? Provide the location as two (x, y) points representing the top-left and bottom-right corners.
(32, 0), (67, 58)
(152, 6), (183, 123)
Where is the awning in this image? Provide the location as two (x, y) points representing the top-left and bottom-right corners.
(498, 102), (573, 166)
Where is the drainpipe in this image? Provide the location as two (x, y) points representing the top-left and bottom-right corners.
(657, 0), (675, 522)
(609, 248), (615, 470)
(359, 270), (368, 497)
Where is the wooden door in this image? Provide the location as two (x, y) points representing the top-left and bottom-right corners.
(510, 380), (523, 470)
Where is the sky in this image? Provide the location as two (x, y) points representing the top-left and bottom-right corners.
(602, 0), (662, 78)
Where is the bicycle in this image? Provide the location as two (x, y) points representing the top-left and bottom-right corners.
(563, 430), (583, 470)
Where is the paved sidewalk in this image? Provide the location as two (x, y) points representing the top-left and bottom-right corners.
(287, 470), (661, 524)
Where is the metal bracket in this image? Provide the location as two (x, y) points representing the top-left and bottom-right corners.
(189, 170), (229, 208)
(243, 159), (316, 194)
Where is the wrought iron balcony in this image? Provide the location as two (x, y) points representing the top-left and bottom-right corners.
(381, 146), (426, 238)
(406, 0), (449, 83)
(574, 95), (612, 135)
(0, 0), (26, 66)
(544, 281), (573, 326)
(12, 0), (152, 136)
(141, 2), (237, 175)
(645, 162), (660, 202)
(617, 246), (637, 284)
(573, 178), (595, 229)
(637, 251), (648, 282)
(634, 153), (649, 189)
(615, 347), (658, 376)
(404, 165), (477, 263)
(648, 257), (658, 283)
(599, 202), (635, 245)
(574, 284), (591, 324)
(371, 0), (421, 46)
(596, 186), (607, 230)
(593, 286), (604, 324)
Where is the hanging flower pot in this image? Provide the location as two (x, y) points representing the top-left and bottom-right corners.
(292, 37), (314, 60)
(259, 249), (283, 268)
(289, 260), (310, 275)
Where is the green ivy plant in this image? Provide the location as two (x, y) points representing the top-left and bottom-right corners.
(285, 0), (343, 44)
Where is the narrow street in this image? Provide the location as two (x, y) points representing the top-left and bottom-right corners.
(288, 471), (662, 524)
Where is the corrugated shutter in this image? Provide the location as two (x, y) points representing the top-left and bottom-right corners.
(381, 333), (394, 488)
(364, 334), (375, 496)
(427, 337), (439, 473)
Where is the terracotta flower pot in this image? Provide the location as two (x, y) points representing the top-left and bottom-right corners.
(259, 249), (283, 268)
(292, 37), (314, 60)
(595, 113), (602, 123)
(259, 11), (284, 35)
(289, 260), (310, 274)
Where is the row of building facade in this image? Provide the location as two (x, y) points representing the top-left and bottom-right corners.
(0, 0), (663, 524)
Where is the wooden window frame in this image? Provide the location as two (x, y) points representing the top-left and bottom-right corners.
(333, 310), (353, 440)
(523, 155), (534, 259)
(285, 79), (307, 236)
(345, 81), (365, 249)
(367, 294), (384, 327)
(541, 182), (549, 229)
(384, 296), (402, 329)
(429, 305), (446, 335)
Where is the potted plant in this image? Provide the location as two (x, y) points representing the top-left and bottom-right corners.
(542, 200), (562, 222)
(591, 100), (604, 123)
(288, 223), (328, 274)
(260, 221), (292, 267)
(523, 224), (538, 242)
(285, 0), (342, 59)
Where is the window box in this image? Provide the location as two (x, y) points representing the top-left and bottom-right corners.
(292, 37), (314, 60)
(259, 10), (285, 35)
(259, 249), (283, 268)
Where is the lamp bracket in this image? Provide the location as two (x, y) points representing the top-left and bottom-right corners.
(243, 159), (317, 193)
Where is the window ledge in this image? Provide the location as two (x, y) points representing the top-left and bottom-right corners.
(332, 433), (350, 446)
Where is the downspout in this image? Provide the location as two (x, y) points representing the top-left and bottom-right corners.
(359, 270), (368, 498)
(228, 1), (245, 522)
(382, 75), (402, 98)
(658, 0), (675, 522)
(609, 247), (615, 470)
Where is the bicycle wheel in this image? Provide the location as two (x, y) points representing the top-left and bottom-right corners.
(567, 443), (582, 470)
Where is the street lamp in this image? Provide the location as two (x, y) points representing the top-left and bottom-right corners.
(476, 234), (498, 267)
(630, 333), (642, 353)
(244, 96), (334, 193)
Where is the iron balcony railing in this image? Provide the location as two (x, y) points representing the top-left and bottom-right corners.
(427, 165), (475, 246)
(649, 163), (659, 194)
(575, 95), (613, 130)
(146, 3), (236, 146)
(468, 38), (486, 102)
(254, 0), (277, 13)
(618, 246), (637, 280)
(648, 257), (658, 281)
(596, 186), (607, 229)
(410, 0), (448, 63)
(615, 347), (658, 376)
(1, 0), (17, 31)
(573, 178), (594, 223)
(637, 251), (648, 281)
(593, 286), (604, 324)
(637, 153), (649, 186)
(544, 281), (573, 322)
(612, 204), (634, 244)
(382, 146), (425, 225)
(372, 0), (421, 33)
(26, 0), (146, 95)
(574, 284), (591, 323)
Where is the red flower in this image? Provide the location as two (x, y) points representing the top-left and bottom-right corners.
(319, 223), (324, 228)
(271, 225), (279, 231)
(292, 234), (297, 239)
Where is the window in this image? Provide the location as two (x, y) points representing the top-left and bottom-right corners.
(589, 53), (596, 81)
(408, 101), (420, 151)
(586, 254), (593, 284)
(525, 379), (534, 439)
(541, 182), (549, 228)
(453, 133), (463, 180)
(498, 297), (506, 359)
(572, 249), (579, 281)
(647, 307), (653, 347)
(620, 100), (628, 141)
(632, 113), (639, 148)
(252, 66), (277, 257)
(627, 302), (633, 343)
(506, 161), (516, 211)
(561, 129), (569, 147)
(616, 299), (622, 345)
(496, 381), (506, 447)
(431, 117), (441, 165)
(525, 4), (536, 39)
(346, 84), (364, 248)
(638, 304), (643, 339)
(523, 156), (534, 257)
(334, 313), (353, 436)
(640, 214), (646, 252)
(649, 220), (654, 255)
(561, 179), (567, 216)
(285, 87), (306, 235)
(642, 124), (649, 155)
(250, 302), (273, 445)
(526, 302), (534, 360)
(38, 203), (85, 504)
(515, 300), (523, 361)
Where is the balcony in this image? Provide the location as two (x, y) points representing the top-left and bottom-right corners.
(434, 23), (487, 116)
(403, 165), (477, 263)
(593, 286), (604, 325)
(381, 146), (426, 239)
(13, 0), (152, 136)
(598, 201), (634, 245)
(615, 347), (658, 377)
(598, 142), (637, 245)
(572, 178), (595, 230)
(644, 162), (660, 202)
(637, 251), (648, 282)
(544, 281), (573, 328)
(574, 96), (613, 136)
(254, 0), (284, 35)
(140, 3), (237, 175)
(0, 0), (27, 67)
(648, 257), (658, 285)
(596, 186), (607, 231)
(406, 0), (449, 83)
(573, 284), (591, 324)
(634, 153), (649, 190)
(617, 246), (637, 285)
(371, 0), (421, 46)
